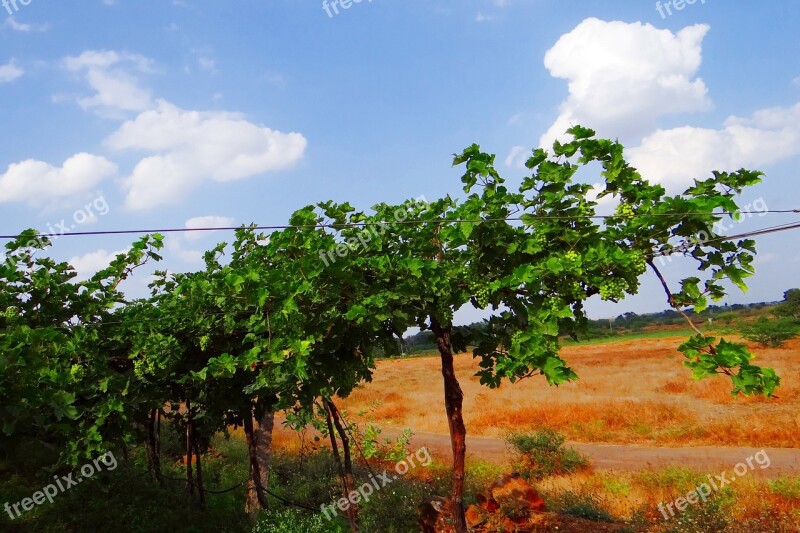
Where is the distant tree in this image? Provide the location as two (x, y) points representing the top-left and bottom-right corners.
(775, 289), (800, 319)
(740, 317), (799, 348)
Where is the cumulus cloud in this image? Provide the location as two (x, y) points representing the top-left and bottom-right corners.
(504, 145), (528, 168)
(3, 17), (49, 32)
(0, 153), (117, 206)
(62, 50), (154, 116)
(48, 49), (309, 210)
(105, 100), (307, 210)
(184, 215), (236, 240)
(540, 18), (711, 147)
(629, 102), (800, 189)
(0, 59), (23, 83)
(68, 248), (128, 281)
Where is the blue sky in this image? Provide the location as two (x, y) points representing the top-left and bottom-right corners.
(1, 0), (799, 322)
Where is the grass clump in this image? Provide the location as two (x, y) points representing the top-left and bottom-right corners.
(769, 476), (800, 499)
(252, 509), (347, 533)
(506, 428), (588, 480)
(547, 491), (615, 523)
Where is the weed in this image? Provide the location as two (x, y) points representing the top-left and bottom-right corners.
(769, 476), (800, 499)
(506, 429), (588, 480)
(547, 491), (615, 523)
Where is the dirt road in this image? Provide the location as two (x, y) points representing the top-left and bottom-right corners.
(391, 430), (800, 477)
(274, 424), (800, 476)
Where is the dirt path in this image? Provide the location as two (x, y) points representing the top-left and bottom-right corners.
(388, 430), (800, 477)
(274, 424), (800, 476)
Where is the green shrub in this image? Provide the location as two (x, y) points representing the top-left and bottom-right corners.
(359, 477), (436, 533)
(252, 509), (347, 533)
(769, 476), (800, 499)
(546, 491), (615, 523)
(661, 497), (730, 533)
(740, 317), (798, 348)
(269, 449), (342, 507)
(506, 429), (588, 480)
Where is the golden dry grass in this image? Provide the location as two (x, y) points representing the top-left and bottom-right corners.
(536, 468), (800, 527)
(339, 335), (800, 447)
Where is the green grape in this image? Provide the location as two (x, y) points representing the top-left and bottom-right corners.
(629, 251), (647, 274)
(616, 203), (635, 218)
(599, 278), (628, 301)
(571, 281), (583, 296)
(70, 364), (86, 382)
(471, 282), (491, 308)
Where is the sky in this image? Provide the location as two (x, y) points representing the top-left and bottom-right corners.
(1, 0), (799, 323)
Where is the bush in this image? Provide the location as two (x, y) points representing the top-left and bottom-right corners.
(769, 476), (800, 499)
(252, 509), (347, 533)
(359, 477), (437, 533)
(506, 429), (588, 480)
(269, 449), (342, 507)
(740, 317), (799, 348)
(546, 491), (615, 523)
(661, 497), (730, 533)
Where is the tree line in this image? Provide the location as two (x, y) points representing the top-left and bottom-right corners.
(0, 127), (782, 532)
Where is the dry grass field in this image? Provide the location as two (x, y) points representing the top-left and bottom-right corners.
(339, 335), (800, 448)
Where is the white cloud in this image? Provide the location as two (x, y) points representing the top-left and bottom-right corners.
(0, 153), (117, 206)
(475, 12), (495, 22)
(504, 145), (528, 168)
(540, 18), (711, 147)
(196, 56), (216, 71)
(54, 49), (308, 210)
(0, 59), (23, 83)
(68, 248), (128, 281)
(3, 17), (49, 32)
(261, 71), (286, 87)
(163, 235), (204, 266)
(184, 215), (236, 240)
(629, 102), (800, 189)
(62, 50), (154, 116)
(793, 76), (800, 87)
(105, 100), (307, 210)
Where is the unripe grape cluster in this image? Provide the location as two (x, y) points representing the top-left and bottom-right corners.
(630, 251), (647, 275)
(616, 203), (635, 219)
(599, 278), (628, 301)
(70, 364), (86, 382)
(471, 282), (491, 308)
(547, 298), (563, 312)
(435, 303), (453, 324)
(133, 358), (155, 378)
